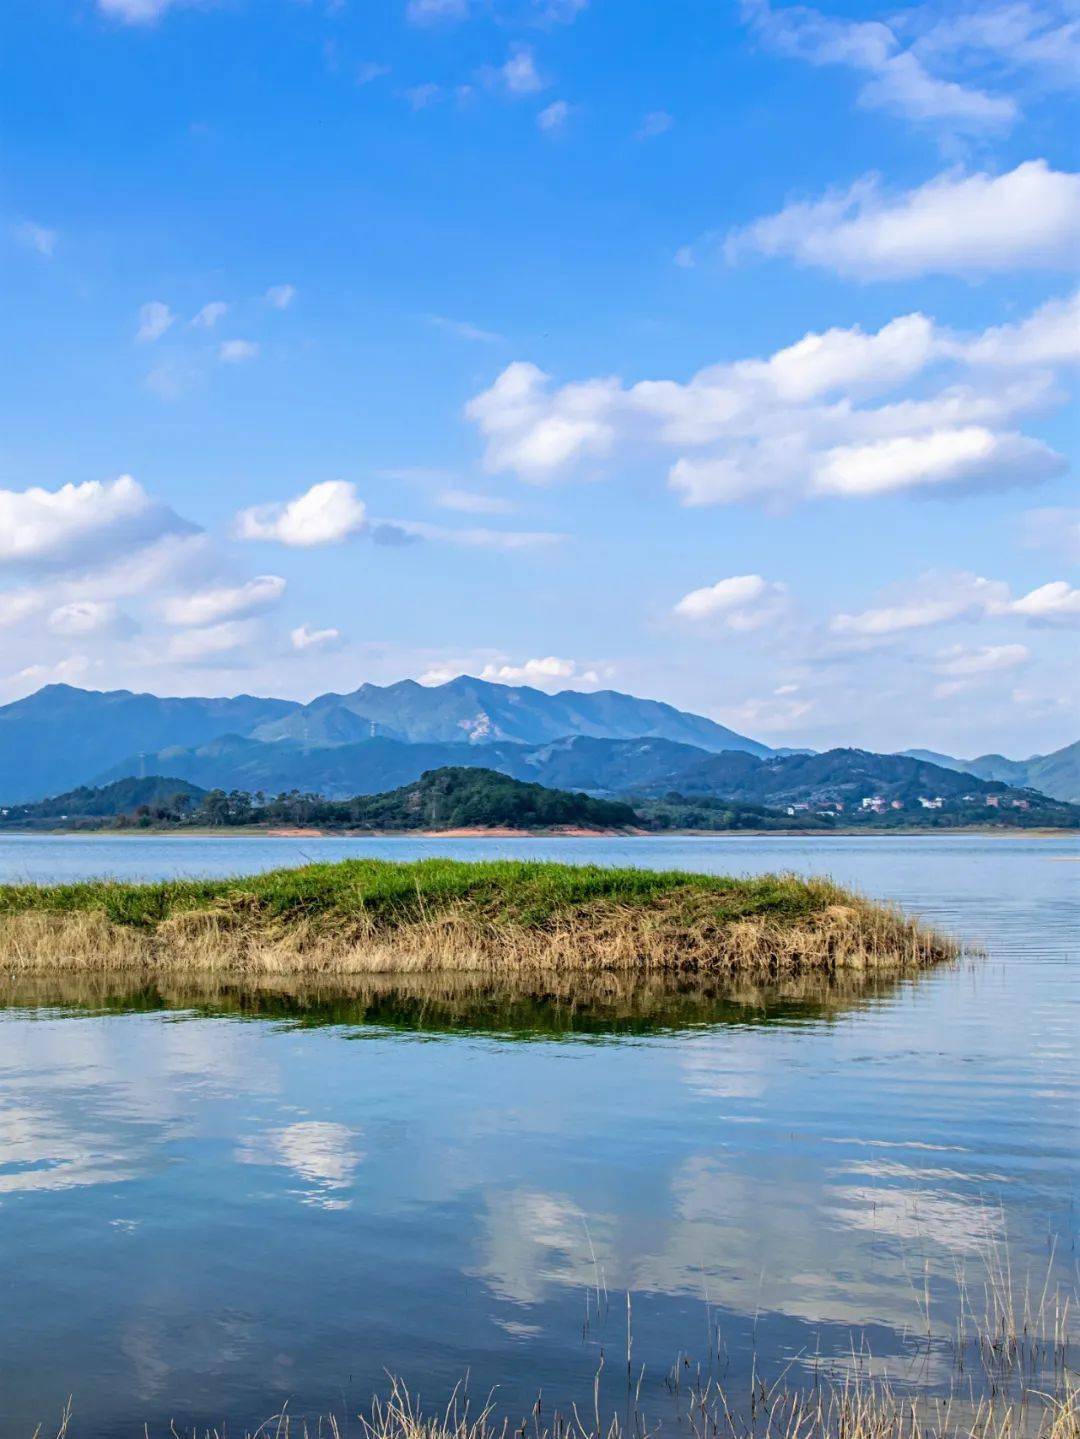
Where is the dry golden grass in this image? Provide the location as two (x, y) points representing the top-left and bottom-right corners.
(0, 885), (956, 982)
(35, 1376), (1077, 1439)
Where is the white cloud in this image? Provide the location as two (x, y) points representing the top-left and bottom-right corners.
(537, 100), (572, 132)
(466, 361), (619, 479)
(388, 518), (563, 549)
(636, 110), (673, 139)
(0, 475), (193, 569)
(465, 290), (1074, 506)
(191, 301), (228, 329)
(236, 481), (368, 547)
(673, 574), (788, 630)
(166, 619), (257, 662)
(290, 624), (340, 651)
(742, 0), (1017, 130)
(437, 488), (515, 515)
(726, 162), (1080, 279)
(959, 289), (1080, 366)
(427, 315), (502, 343)
(265, 284), (296, 310)
(830, 571), (1080, 639)
(479, 656), (604, 687)
(407, 0), (469, 21)
(219, 339), (260, 363)
(136, 301), (175, 343)
(932, 642), (1031, 697)
(13, 220), (57, 257)
(97, 0), (180, 20)
(47, 600), (120, 637)
(934, 642), (1030, 677)
(491, 46), (545, 95)
(0, 592), (45, 628)
(830, 574), (1012, 637)
(811, 428), (1063, 498)
(161, 575), (286, 627)
(1010, 580), (1080, 623)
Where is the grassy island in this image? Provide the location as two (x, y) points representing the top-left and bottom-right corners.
(0, 857), (958, 981)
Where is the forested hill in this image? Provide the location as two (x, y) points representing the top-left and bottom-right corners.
(0, 768), (640, 833)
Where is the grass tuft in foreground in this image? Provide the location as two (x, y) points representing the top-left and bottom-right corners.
(0, 858), (959, 980)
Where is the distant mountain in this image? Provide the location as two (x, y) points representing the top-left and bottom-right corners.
(0, 684), (298, 804)
(0, 677), (769, 804)
(250, 675), (769, 755)
(1, 775), (207, 824)
(898, 740), (1080, 803)
(92, 733), (1075, 824)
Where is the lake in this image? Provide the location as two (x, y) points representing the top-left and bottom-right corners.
(0, 833), (1076, 1438)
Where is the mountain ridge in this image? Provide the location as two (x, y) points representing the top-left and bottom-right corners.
(0, 677), (768, 803)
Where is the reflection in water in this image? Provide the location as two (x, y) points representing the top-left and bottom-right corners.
(236, 1121), (364, 1209)
(0, 835), (1075, 1439)
(0, 965), (932, 1037)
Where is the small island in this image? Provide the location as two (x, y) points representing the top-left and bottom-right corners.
(0, 855), (958, 981)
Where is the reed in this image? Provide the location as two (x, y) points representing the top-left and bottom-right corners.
(0, 859), (957, 980)
(34, 1375), (1079, 1439)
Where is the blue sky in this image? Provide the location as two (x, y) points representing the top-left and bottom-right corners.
(1, 0), (1078, 756)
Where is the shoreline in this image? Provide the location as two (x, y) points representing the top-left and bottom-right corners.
(0, 823), (1074, 840)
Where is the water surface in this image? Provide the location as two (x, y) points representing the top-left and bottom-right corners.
(0, 834), (1075, 1437)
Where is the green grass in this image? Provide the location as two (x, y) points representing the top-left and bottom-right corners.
(0, 857), (833, 931)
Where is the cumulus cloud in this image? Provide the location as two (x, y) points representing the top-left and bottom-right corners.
(1010, 580), (1080, 623)
(479, 655), (605, 687)
(742, 0), (1016, 130)
(0, 475), (194, 570)
(191, 301), (228, 329)
(725, 162), (1080, 279)
(488, 46), (546, 94)
(265, 284), (296, 310)
(811, 428), (1063, 498)
(47, 600), (120, 637)
(290, 624), (340, 651)
(161, 574), (286, 627)
(465, 291), (1073, 505)
(673, 574), (788, 630)
(236, 481), (368, 547)
(830, 571), (1080, 638)
(219, 339), (260, 363)
(136, 301), (176, 343)
(959, 289), (1080, 367)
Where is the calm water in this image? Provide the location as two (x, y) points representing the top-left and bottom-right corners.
(0, 834), (1076, 1437)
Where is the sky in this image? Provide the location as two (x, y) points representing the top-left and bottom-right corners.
(1, 0), (1078, 758)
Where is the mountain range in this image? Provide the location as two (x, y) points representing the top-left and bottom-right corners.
(0, 677), (766, 803)
(899, 744), (1080, 804)
(0, 677), (1075, 811)
(89, 733), (1057, 812)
